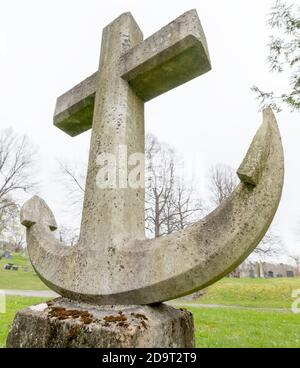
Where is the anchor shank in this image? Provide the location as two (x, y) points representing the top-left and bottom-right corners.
(79, 13), (145, 250)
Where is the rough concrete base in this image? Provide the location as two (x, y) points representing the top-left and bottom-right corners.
(6, 298), (195, 348)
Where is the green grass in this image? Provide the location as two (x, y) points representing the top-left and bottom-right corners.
(1, 296), (299, 348)
(0, 253), (49, 290)
(191, 306), (300, 348)
(0, 296), (48, 347)
(189, 277), (300, 309)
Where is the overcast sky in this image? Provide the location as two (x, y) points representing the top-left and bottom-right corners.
(0, 0), (299, 257)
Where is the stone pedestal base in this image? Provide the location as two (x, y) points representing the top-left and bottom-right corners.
(6, 298), (195, 348)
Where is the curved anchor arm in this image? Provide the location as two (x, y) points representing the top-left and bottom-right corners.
(22, 108), (284, 305)
(21, 196), (80, 290)
(117, 108), (284, 302)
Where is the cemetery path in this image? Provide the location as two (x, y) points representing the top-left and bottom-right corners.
(168, 302), (291, 312)
(2, 291), (291, 312)
(2, 289), (59, 298)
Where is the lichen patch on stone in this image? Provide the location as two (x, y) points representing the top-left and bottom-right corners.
(103, 314), (127, 323)
(48, 306), (94, 324)
(131, 312), (148, 321)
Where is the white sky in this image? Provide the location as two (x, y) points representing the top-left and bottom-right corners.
(0, 0), (299, 257)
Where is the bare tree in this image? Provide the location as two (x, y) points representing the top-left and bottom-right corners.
(290, 254), (300, 271)
(168, 181), (205, 232)
(145, 134), (205, 237)
(58, 133), (205, 238)
(0, 129), (37, 244)
(145, 134), (175, 237)
(0, 197), (26, 251)
(0, 129), (37, 207)
(54, 161), (87, 242)
(254, 229), (284, 259)
(57, 225), (79, 246)
(208, 163), (284, 258)
(0, 197), (15, 234)
(209, 164), (239, 208)
(57, 160), (86, 206)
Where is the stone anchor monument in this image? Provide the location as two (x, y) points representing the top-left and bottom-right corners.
(7, 10), (284, 348)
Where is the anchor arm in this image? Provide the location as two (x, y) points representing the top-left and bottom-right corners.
(21, 196), (81, 292)
(23, 109), (284, 304)
(124, 108), (283, 303)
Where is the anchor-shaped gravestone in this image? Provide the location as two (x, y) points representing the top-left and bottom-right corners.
(8, 10), (284, 348)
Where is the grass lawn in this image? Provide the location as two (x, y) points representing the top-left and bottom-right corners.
(0, 253), (49, 290)
(0, 296), (48, 348)
(191, 306), (300, 348)
(189, 277), (300, 309)
(1, 296), (299, 348)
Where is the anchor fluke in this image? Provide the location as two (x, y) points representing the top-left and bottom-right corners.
(21, 195), (57, 231)
(237, 108), (273, 186)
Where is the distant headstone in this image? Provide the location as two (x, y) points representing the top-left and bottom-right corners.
(287, 270), (294, 278)
(4, 251), (12, 259)
(4, 263), (13, 270)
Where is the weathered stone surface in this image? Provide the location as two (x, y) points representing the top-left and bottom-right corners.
(54, 72), (97, 137)
(237, 109), (272, 186)
(21, 9), (284, 306)
(53, 9), (210, 137)
(21, 108), (284, 305)
(121, 9), (211, 102)
(7, 299), (194, 348)
(20, 196), (57, 231)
